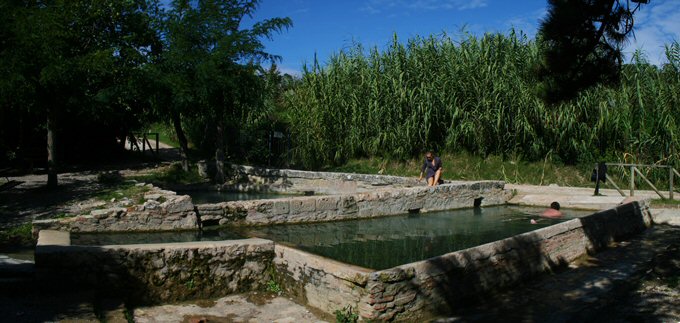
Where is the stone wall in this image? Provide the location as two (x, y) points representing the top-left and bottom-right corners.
(198, 181), (510, 226)
(273, 245), (371, 315)
(35, 230), (274, 304)
(32, 184), (198, 234)
(35, 200), (653, 320)
(356, 200), (653, 321)
(223, 164), (423, 195)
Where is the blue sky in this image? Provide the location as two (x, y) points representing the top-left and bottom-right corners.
(243, 0), (680, 75)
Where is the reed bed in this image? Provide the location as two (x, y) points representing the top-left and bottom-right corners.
(285, 31), (680, 175)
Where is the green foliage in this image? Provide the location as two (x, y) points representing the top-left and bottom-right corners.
(147, 122), (181, 148)
(149, 0), (293, 167)
(286, 32), (680, 174)
(329, 151), (594, 186)
(186, 278), (195, 289)
(0, 0), (159, 176)
(650, 199), (680, 208)
(266, 280), (282, 293)
(94, 182), (149, 203)
(0, 223), (34, 247)
(536, 0), (647, 102)
(334, 305), (359, 323)
(130, 162), (205, 185)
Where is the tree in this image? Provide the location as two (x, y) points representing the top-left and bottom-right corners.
(537, 0), (650, 103)
(156, 0), (291, 180)
(0, 0), (158, 188)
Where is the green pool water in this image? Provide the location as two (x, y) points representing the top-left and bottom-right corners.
(71, 206), (593, 270)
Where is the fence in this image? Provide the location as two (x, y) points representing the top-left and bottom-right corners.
(598, 163), (679, 200)
(127, 133), (159, 156)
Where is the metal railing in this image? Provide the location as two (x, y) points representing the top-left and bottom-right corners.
(598, 163), (679, 199)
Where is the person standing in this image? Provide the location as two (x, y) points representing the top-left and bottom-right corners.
(418, 152), (443, 186)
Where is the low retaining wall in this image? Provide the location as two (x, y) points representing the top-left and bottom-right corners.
(35, 230), (273, 304)
(224, 164), (422, 194)
(33, 178), (508, 233)
(33, 184), (198, 234)
(198, 181), (509, 226)
(273, 200), (652, 321)
(357, 199), (652, 321)
(35, 200), (652, 320)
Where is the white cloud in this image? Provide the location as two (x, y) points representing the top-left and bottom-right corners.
(624, 1), (680, 65)
(504, 8), (547, 38)
(360, 0), (487, 14)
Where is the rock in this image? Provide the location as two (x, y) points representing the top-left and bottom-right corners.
(144, 193), (163, 201)
(162, 195), (194, 214)
(91, 209), (112, 219)
(144, 200), (161, 210)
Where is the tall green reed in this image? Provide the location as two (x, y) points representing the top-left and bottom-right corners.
(285, 32), (680, 174)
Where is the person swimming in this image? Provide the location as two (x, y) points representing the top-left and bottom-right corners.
(541, 201), (563, 218)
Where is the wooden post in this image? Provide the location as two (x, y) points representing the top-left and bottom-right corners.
(606, 175), (626, 197)
(671, 167), (674, 200)
(633, 167), (665, 199)
(630, 166), (635, 197)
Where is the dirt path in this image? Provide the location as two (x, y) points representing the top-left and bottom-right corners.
(0, 144), (181, 229)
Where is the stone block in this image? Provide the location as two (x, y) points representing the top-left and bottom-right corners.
(290, 198), (316, 213)
(316, 196), (340, 211)
(340, 196), (358, 214)
(161, 195), (194, 214)
(271, 200), (290, 215)
(91, 209), (112, 219)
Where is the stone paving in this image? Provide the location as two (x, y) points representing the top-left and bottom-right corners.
(134, 293), (329, 323)
(507, 183), (676, 210)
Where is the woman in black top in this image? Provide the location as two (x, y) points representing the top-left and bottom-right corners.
(418, 152), (443, 186)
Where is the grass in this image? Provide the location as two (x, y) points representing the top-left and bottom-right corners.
(129, 162), (206, 186)
(328, 151), (595, 187)
(0, 223), (34, 247)
(94, 182), (150, 203)
(146, 122), (181, 148)
(650, 198), (680, 208)
(326, 151), (680, 191)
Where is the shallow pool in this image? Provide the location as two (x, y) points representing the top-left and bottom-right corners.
(72, 206), (593, 270)
(239, 206), (593, 269)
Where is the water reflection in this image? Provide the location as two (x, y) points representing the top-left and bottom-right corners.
(72, 206), (593, 270)
(239, 206), (591, 269)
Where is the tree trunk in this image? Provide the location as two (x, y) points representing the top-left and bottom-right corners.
(215, 119), (225, 183)
(46, 107), (58, 189)
(172, 112), (190, 172)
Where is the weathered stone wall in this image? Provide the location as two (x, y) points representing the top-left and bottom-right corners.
(35, 230), (273, 304)
(198, 181), (510, 226)
(223, 164), (423, 194)
(35, 200), (653, 320)
(273, 245), (371, 315)
(32, 184), (198, 234)
(356, 200), (653, 321)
